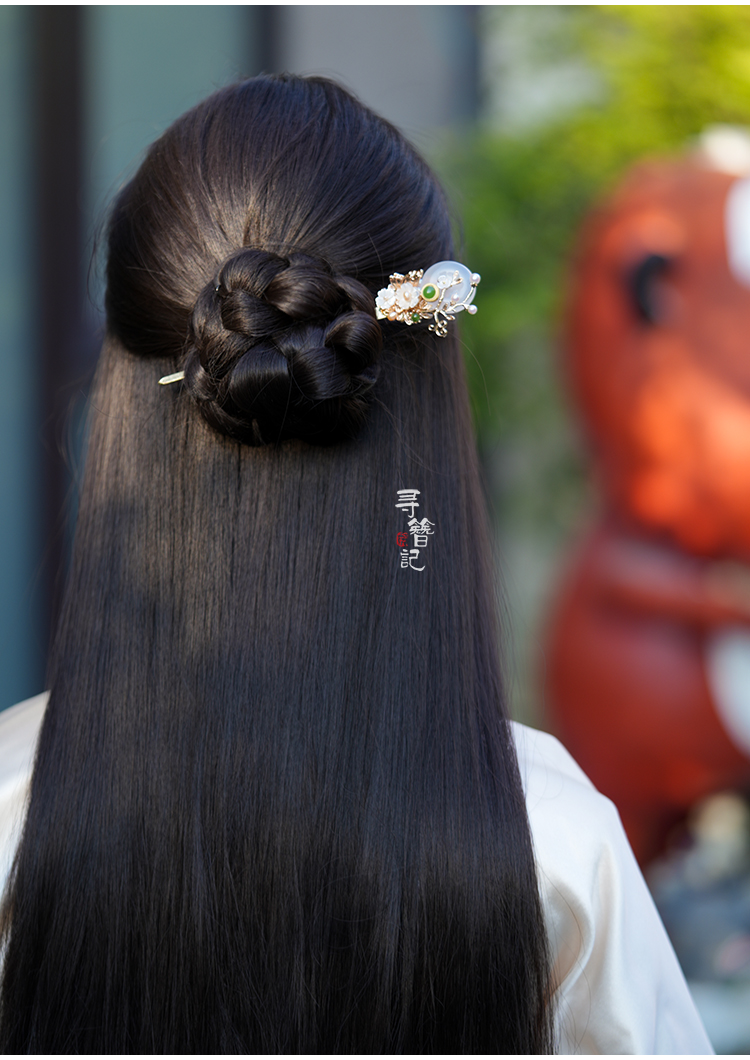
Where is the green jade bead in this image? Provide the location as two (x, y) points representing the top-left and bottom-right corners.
(421, 283), (438, 302)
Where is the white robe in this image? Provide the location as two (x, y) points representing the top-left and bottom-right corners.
(0, 693), (713, 1054)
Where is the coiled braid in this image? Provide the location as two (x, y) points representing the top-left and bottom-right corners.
(183, 249), (382, 445)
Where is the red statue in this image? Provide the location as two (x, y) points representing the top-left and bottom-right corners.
(546, 142), (750, 864)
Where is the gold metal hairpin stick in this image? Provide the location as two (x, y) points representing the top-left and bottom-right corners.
(158, 371), (185, 386)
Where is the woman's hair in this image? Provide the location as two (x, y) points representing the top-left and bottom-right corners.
(0, 75), (554, 1053)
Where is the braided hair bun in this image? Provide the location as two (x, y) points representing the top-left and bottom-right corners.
(184, 249), (381, 445)
(105, 75), (452, 447)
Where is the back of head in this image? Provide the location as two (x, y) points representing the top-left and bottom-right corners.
(106, 74), (452, 447)
(0, 76), (553, 1053)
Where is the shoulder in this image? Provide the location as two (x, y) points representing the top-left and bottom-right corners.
(0, 692), (48, 893)
(511, 719), (603, 808)
(511, 721), (623, 884)
(510, 721), (627, 996)
(0, 691), (48, 783)
(511, 721), (714, 1055)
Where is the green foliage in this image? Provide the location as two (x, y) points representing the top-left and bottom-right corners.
(575, 6), (750, 159)
(434, 5), (750, 534)
(443, 129), (597, 436)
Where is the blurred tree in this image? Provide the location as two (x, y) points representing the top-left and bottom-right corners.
(439, 5), (750, 536)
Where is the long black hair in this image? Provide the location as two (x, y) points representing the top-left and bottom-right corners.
(0, 75), (554, 1053)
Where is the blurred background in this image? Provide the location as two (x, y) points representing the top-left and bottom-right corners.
(6, 5), (750, 1050)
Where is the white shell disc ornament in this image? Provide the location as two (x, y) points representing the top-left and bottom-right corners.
(421, 261), (479, 315)
(375, 260), (480, 337)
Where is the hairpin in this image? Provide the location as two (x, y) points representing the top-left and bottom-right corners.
(158, 260), (480, 387)
(375, 260), (480, 337)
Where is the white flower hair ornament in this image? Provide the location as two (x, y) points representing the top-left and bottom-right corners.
(374, 260), (480, 338)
